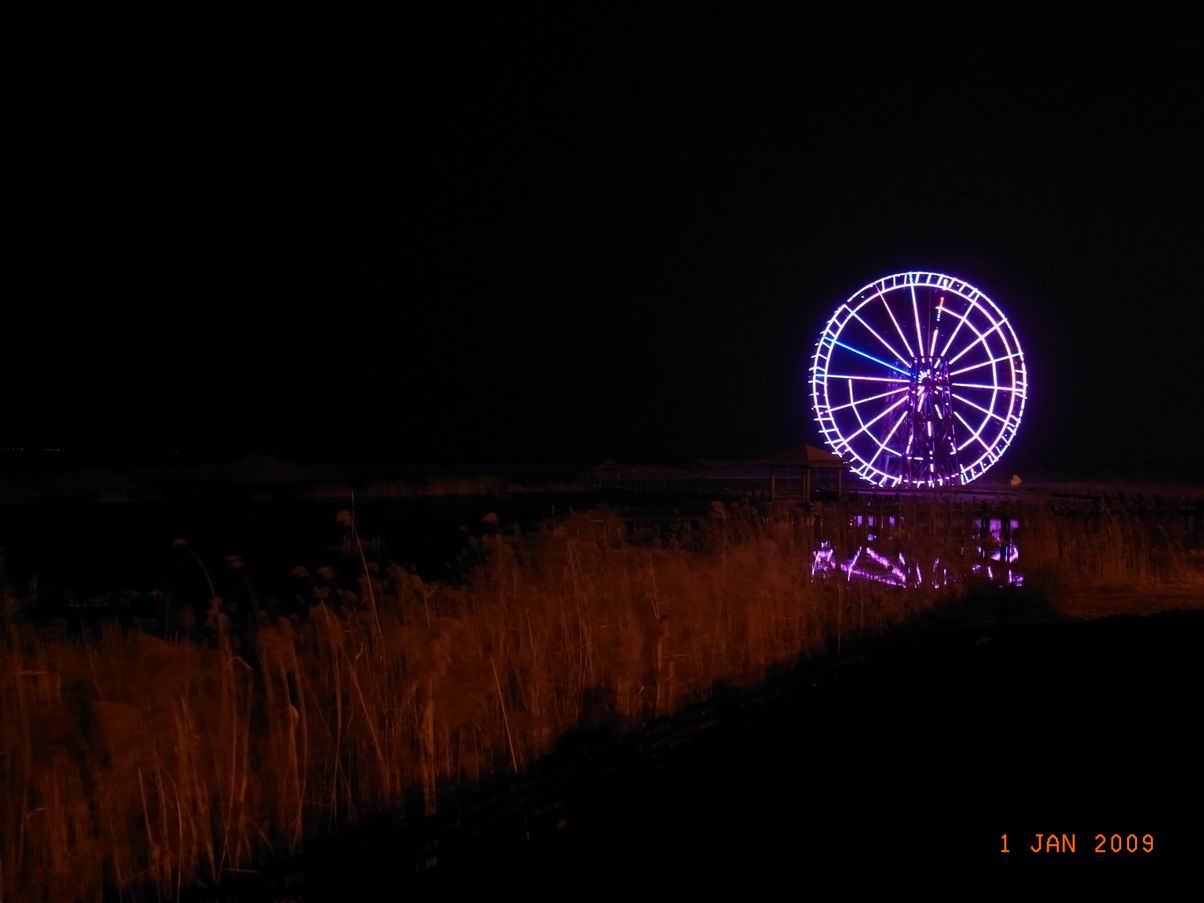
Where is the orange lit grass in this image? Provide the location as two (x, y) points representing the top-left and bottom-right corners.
(0, 501), (1196, 900)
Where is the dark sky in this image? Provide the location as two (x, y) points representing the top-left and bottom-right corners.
(15, 8), (1204, 471)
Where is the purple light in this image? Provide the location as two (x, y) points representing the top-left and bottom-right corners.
(824, 374), (910, 384)
(811, 271), (1027, 488)
(828, 386), (908, 413)
(910, 281), (924, 357)
(846, 307), (913, 368)
(827, 337), (912, 376)
(881, 294), (916, 359)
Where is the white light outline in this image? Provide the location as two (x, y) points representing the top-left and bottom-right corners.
(842, 394), (910, 445)
(827, 385), (908, 413)
(910, 279), (924, 359)
(844, 306), (913, 368)
(823, 374), (910, 384)
(949, 352), (1023, 377)
(954, 409), (991, 452)
(880, 294), (916, 359)
(952, 382), (1025, 394)
(952, 392), (1011, 425)
(810, 271), (1026, 487)
(824, 335), (912, 376)
(915, 303), (1003, 446)
(945, 302), (1013, 367)
(864, 409), (910, 471)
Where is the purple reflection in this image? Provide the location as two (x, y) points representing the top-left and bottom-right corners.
(809, 514), (1024, 590)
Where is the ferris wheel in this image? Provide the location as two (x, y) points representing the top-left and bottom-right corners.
(810, 272), (1027, 487)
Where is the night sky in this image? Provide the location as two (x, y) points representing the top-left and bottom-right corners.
(17, 8), (1204, 472)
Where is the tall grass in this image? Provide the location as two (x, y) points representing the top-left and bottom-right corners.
(0, 501), (1196, 901)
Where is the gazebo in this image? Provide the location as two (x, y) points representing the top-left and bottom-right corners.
(755, 444), (849, 502)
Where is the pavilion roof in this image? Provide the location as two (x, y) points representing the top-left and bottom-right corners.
(753, 444), (848, 469)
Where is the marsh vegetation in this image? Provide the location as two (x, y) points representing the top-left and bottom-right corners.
(1, 498), (1199, 900)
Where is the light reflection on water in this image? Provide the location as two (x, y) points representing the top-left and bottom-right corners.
(810, 514), (1024, 588)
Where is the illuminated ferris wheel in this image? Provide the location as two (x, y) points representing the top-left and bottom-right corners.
(810, 272), (1027, 487)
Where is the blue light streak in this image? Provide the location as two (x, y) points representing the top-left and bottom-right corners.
(826, 338), (912, 376)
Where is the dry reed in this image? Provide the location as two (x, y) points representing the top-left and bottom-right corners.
(0, 500), (1196, 901)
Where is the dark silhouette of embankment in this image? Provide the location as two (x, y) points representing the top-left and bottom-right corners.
(200, 590), (1204, 896)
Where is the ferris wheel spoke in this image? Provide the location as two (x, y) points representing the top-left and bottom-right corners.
(939, 305), (999, 366)
(949, 352), (1022, 378)
(843, 394), (909, 443)
(846, 308), (912, 367)
(826, 385), (907, 413)
(947, 318), (1009, 366)
(952, 392), (1009, 425)
(865, 409), (909, 469)
(880, 295), (916, 359)
(928, 296), (946, 358)
(954, 410), (991, 452)
(824, 374), (910, 384)
(938, 304), (971, 359)
(825, 337), (911, 376)
(910, 283), (924, 357)
(952, 382), (1021, 393)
